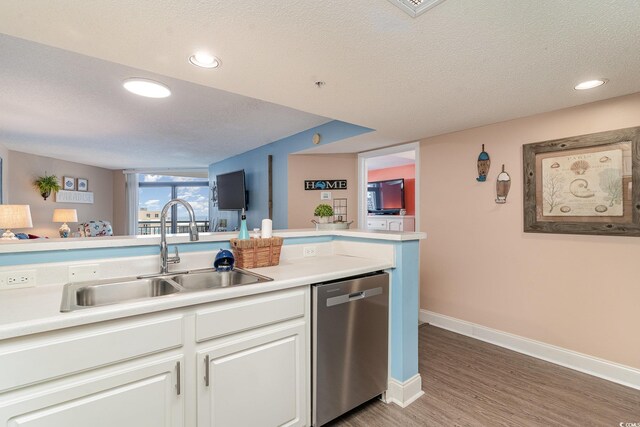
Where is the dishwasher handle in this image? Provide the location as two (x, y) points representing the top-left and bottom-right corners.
(326, 287), (383, 307)
(348, 291), (365, 301)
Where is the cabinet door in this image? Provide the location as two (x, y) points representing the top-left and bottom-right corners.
(0, 355), (184, 427)
(387, 220), (402, 231)
(198, 323), (307, 427)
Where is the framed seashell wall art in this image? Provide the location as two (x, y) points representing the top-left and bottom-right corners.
(523, 126), (640, 236)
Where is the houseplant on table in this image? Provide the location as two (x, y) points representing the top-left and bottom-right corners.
(314, 204), (334, 224)
(34, 173), (61, 201)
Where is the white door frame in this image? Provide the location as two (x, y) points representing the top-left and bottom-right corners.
(357, 142), (420, 231)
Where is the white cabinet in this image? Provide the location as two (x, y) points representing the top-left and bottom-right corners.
(0, 287), (310, 427)
(197, 323), (307, 427)
(196, 288), (309, 427)
(366, 215), (415, 231)
(0, 355), (184, 427)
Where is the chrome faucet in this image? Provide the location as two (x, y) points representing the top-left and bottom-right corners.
(159, 199), (199, 274)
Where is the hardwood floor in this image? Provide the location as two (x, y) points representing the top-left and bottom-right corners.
(329, 324), (640, 426)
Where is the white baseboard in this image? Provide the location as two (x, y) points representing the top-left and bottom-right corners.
(420, 310), (640, 390)
(383, 373), (424, 408)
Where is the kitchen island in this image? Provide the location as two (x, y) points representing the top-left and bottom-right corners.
(0, 229), (425, 426)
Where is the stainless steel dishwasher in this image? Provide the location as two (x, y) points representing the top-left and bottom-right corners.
(312, 271), (389, 426)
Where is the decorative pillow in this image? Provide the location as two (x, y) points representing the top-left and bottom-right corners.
(12, 233), (47, 239)
(81, 220), (114, 237)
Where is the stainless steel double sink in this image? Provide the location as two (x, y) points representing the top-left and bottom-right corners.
(60, 268), (272, 312)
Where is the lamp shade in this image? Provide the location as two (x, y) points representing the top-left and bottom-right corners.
(52, 208), (78, 223)
(0, 205), (33, 229)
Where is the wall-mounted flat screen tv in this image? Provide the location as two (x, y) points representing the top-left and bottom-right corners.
(367, 178), (404, 215)
(216, 170), (247, 210)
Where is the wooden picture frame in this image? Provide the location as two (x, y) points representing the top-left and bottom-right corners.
(77, 178), (88, 192)
(63, 176), (76, 191)
(523, 126), (640, 236)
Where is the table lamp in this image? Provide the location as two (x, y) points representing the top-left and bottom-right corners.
(0, 205), (33, 239)
(53, 208), (78, 238)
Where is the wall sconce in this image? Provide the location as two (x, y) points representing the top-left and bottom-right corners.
(34, 173), (61, 201)
(0, 205), (33, 239)
(495, 164), (511, 204)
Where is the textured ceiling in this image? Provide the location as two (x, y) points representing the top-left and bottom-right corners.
(0, 34), (329, 169)
(367, 151), (416, 170)
(1, 1), (640, 162)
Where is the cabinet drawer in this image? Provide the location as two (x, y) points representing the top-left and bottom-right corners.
(367, 219), (387, 230)
(195, 289), (306, 342)
(0, 314), (183, 392)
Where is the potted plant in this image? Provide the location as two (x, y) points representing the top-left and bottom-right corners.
(314, 204), (334, 224)
(34, 173), (61, 201)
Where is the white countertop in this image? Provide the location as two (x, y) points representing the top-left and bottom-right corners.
(0, 254), (392, 341)
(0, 228), (426, 253)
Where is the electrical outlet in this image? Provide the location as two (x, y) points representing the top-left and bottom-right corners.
(303, 246), (317, 257)
(69, 264), (99, 282)
(0, 270), (36, 290)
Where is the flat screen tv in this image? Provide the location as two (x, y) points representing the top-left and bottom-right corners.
(367, 178), (404, 215)
(216, 170), (247, 210)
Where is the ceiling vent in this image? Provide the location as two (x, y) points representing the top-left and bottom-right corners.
(387, 0), (447, 18)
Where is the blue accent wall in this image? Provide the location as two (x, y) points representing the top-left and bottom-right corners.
(389, 240), (420, 382)
(209, 120), (372, 231)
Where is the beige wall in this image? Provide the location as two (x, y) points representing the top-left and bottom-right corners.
(420, 92), (640, 369)
(8, 151), (115, 237)
(111, 171), (127, 235)
(287, 154), (358, 229)
(0, 143), (8, 203)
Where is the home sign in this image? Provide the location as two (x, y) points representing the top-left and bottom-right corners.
(304, 180), (348, 190)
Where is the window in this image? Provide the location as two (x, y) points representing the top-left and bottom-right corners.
(137, 174), (209, 235)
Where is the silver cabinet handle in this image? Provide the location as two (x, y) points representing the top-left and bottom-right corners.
(205, 354), (210, 387)
(176, 361), (181, 395)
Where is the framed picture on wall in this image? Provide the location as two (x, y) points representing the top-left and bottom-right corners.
(63, 176), (76, 191)
(77, 178), (88, 191)
(523, 126), (640, 236)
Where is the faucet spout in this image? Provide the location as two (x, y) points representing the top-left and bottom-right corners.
(159, 199), (200, 274)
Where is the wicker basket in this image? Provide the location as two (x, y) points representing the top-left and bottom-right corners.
(230, 237), (284, 268)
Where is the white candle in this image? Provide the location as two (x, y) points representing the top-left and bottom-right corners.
(261, 219), (273, 239)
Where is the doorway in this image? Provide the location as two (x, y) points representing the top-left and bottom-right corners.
(358, 142), (420, 231)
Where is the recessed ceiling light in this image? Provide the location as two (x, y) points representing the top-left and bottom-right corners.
(123, 78), (171, 98)
(189, 51), (221, 69)
(574, 79), (607, 90)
